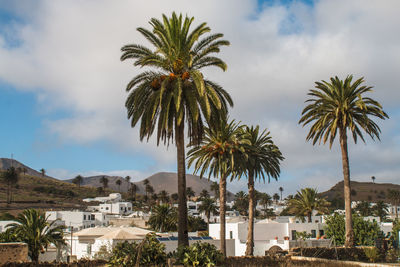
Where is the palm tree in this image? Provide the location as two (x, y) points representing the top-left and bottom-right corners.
(238, 126), (283, 256)
(200, 189), (210, 199)
(158, 190), (170, 204)
(388, 189), (400, 219)
(186, 187), (195, 200)
(198, 197), (218, 226)
(260, 193), (272, 216)
(96, 186), (104, 195)
(171, 193), (179, 204)
(210, 181), (219, 199)
(273, 193), (280, 204)
(7, 209), (65, 263)
(371, 176), (376, 183)
(100, 176), (108, 191)
(121, 12), (232, 246)
(1, 167), (19, 204)
(148, 204), (177, 232)
(299, 75), (388, 247)
(187, 120), (243, 257)
(287, 188), (330, 223)
(72, 175), (83, 189)
(116, 179), (122, 192)
(355, 201), (372, 216)
(129, 183), (137, 200)
(373, 201), (389, 222)
(22, 167), (27, 176)
(125, 176), (131, 184)
(233, 191), (249, 216)
(279, 187), (284, 200)
(39, 168), (45, 177)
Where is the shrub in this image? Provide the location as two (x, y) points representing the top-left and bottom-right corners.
(108, 233), (166, 266)
(363, 247), (380, 262)
(182, 242), (223, 267)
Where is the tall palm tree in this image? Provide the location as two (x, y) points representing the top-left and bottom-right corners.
(129, 183), (137, 201)
(1, 167), (19, 204)
(198, 196), (218, 226)
(125, 176), (131, 184)
(273, 193), (280, 204)
(279, 187), (284, 200)
(299, 75), (388, 246)
(158, 190), (170, 204)
(200, 189), (210, 199)
(121, 12), (232, 246)
(148, 204), (177, 232)
(288, 188), (330, 223)
(72, 175), (83, 189)
(233, 191), (249, 216)
(371, 176), (376, 183)
(100, 176), (108, 191)
(7, 209), (65, 263)
(116, 179), (122, 192)
(260, 193), (272, 216)
(373, 201), (389, 222)
(187, 120), (243, 257)
(39, 168), (45, 177)
(355, 201), (372, 217)
(186, 187), (195, 200)
(210, 181), (219, 199)
(239, 126), (283, 256)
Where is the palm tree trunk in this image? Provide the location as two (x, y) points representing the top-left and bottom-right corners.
(176, 120), (189, 247)
(339, 128), (354, 247)
(245, 172), (255, 256)
(308, 212), (312, 223)
(219, 173), (227, 257)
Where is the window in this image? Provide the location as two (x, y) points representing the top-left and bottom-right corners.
(91, 215), (95, 220)
(311, 230), (316, 238)
(319, 230), (324, 237)
(106, 207), (109, 210)
(291, 230), (297, 240)
(230, 231), (233, 239)
(121, 207), (123, 210)
(83, 215), (86, 220)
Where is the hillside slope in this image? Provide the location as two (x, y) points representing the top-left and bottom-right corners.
(320, 180), (400, 203)
(0, 158), (55, 180)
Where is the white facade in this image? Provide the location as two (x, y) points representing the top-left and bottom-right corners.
(46, 211), (108, 231)
(96, 202), (133, 215)
(83, 193), (122, 203)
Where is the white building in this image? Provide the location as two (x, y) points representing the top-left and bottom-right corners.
(83, 193), (122, 203)
(94, 202), (133, 215)
(46, 211), (109, 231)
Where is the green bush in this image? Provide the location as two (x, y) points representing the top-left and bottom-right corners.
(172, 242), (223, 266)
(108, 233), (167, 266)
(363, 247), (380, 262)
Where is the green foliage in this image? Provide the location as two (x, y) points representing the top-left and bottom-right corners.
(93, 245), (112, 261)
(175, 242), (223, 267)
(33, 186), (76, 197)
(372, 201), (389, 221)
(295, 231), (312, 240)
(355, 201), (372, 216)
(0, 212), (16, 221)
(6, 209), (65, 262)
(391, 219), (400, 244)
(148, 204), (177, 232)
(109, 233), (167, 266)
(363, 247), (381, 263)
(325, 213), (382, 246)
(188, 216), (207, 232)
(198, 196), (218, 223)
(232, 191), (249, 216)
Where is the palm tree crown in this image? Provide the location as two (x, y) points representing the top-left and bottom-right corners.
(288, 188), (330, 223)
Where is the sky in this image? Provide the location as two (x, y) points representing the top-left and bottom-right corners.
(0, 0), (399, 196)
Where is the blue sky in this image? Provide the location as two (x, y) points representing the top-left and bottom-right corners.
(0, 0), (399, 195)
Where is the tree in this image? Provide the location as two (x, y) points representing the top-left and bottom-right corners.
(158, 190), (170, 204)
(96, 186), (104, 195)
(299, 75), (388, 247)
(287, 188), (330, 223)
(210, 181), (219, 199)
(186, 187), (195, 200)
(171, 193), (179, 204)
(148, 204), (177, 232)
(116, 179), (122, 192)
(1, 167), (19, 203)
(273, 193), (280, 204)
(39, 168), (45, 177)
(388, 189), (400, 219)
(198, 196), (218, 226)
(100, 176), (109, 191)
(199, 189), (210, 199)
(187, 120), (243, 257)
(279, 187), (284, 201)
(121, 12), (232, 247)
(371, 176), (376, 183)
(373, 201), (389, 222)
(22, 167), (27, 176)
(355, 201), (372, 217)
(129, 183), (137, 201)
(7, 209), (65, 263)
(125, 176), (131, 184)
(259, 193), (272, 216)
(72, 175), (83, 189)
(238, 125), (284, 256)
(325, 213), (381, 246)
(233, 191), (248, 216)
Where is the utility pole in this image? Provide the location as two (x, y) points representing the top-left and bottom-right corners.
(70, 224), (73, 261)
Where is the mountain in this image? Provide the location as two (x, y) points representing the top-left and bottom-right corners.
(320, 180), (400, 203)
(66, 172), (234, 199)
(0, 158), (55, 180)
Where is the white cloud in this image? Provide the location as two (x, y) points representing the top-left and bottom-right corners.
(1, 0), (399, 194)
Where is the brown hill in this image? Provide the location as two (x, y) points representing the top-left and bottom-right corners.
(0, 158), (55, 179)
(320, 180), (400, 203)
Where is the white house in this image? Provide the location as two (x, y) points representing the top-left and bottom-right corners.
(46, 211), (109, 231)
(83, 193), (122, 203)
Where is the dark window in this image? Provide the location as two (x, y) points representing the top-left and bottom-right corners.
(83, 215), (86, 220)
(91, 215), (95, 220)
(291, 230), (297, 240)
(311, 230), (316, 238)
(230, 231), (233, 239)
(319, 230), (324, 237)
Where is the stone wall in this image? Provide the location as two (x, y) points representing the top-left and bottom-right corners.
(0, 242), (28, 264)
